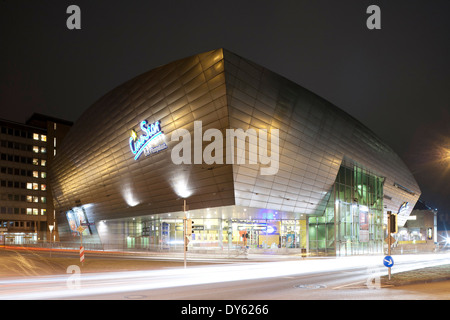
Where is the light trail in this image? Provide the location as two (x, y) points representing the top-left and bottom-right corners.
(0, 253), (448, 300)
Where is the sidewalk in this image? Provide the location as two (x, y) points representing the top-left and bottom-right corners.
(381, 264), (450, 286)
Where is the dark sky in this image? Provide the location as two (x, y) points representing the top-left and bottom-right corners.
(1, 1), (449, 219)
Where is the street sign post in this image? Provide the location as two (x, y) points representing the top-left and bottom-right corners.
(80, 246), (85, 265)
(383, 255), (394, 268)
(77, 224), (86, 266)
(385, 211), (395, 280)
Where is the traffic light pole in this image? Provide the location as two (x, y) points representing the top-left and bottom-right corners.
(388, 211), (391, 280)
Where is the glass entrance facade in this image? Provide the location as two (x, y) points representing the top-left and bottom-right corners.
(0, 232), (37, 245)
(308, 164), (385, 256)
(100, 211), (308, 254)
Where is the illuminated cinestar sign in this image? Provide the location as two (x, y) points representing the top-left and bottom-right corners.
(129, 120), (167, 160)
(129, 119), (279, 175)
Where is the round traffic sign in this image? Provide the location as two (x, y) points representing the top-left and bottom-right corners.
(383, 255), (394, 267)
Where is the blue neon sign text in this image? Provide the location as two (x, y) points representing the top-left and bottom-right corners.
(129, 120), (163, 160)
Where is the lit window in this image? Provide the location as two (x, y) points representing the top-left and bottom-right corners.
(33, 208), (38, 215)
(41, 184), (46, 191)
(40, 135), (47, 142)
(41, 159), (46, 167)
(33, 196), (39, 203)
(33, 133), (39, 140)
(41, 209), (46, 215)
(41, 197), (46, 203)
(33, 183), (39, 190)
(26, 196), (33, 203)
(33, 146), (39, 153)
(33, 171), (39, 178)
(33, 158), (39, 165)
(27, 183), (33, 190)
(54, 137), (56, 148)
(27, 208), (32, 215)
(40, 147), (46, 154)
(41, 172), (46, 178)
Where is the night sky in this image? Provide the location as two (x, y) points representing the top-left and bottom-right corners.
(1, 1), (449, 223)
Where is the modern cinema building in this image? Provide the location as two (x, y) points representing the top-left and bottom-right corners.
(50, 49), (420, 256)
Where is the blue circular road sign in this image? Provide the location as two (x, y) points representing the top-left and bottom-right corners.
(383, 255), (394, 267)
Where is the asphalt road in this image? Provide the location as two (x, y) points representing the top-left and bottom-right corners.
(0, 252), (448, 300)
(73, 260), (450, 300)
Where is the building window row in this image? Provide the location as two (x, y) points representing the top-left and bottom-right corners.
(27, 195), (47, 203)
(0, 193), (46, 203)
(32, 158), (46, 167)
(0, 207), (46, 215)
(0, 179), (46, 191)
(33, 133), (47, 142)
(0, 153), (46, 166)
(0, 126), (35, 139)
(0, 127), (47, 143)
(0, 140), (46, 153)
(1, 220), (38, 229)
(32, 146), (47, 154)
(0, 166), (46, 178)
(1, 180), (27, 189)
(26, 182), (46, 191)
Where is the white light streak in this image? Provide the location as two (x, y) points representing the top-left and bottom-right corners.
(0, 253), (448, 300)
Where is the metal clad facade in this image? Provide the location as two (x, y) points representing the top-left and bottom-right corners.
(223, 49), (419, 222)
(50, 49), (420, 242)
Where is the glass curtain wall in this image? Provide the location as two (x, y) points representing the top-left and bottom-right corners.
(309, 164), (384, 256)
(128, 216), (308, 252)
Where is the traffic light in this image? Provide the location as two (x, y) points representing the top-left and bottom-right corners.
(427, 227), (433, 240)
(186, 219), (194, 236)
(389, 212), (398, 234)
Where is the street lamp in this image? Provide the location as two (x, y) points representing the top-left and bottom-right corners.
(437, 145), (450, 163)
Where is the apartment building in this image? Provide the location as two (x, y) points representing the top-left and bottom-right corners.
(0, 113), (72, 244)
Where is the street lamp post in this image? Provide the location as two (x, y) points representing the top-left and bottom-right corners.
(48, 224), (54, 257)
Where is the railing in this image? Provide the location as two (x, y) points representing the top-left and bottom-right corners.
(1, 241), (309, 257)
